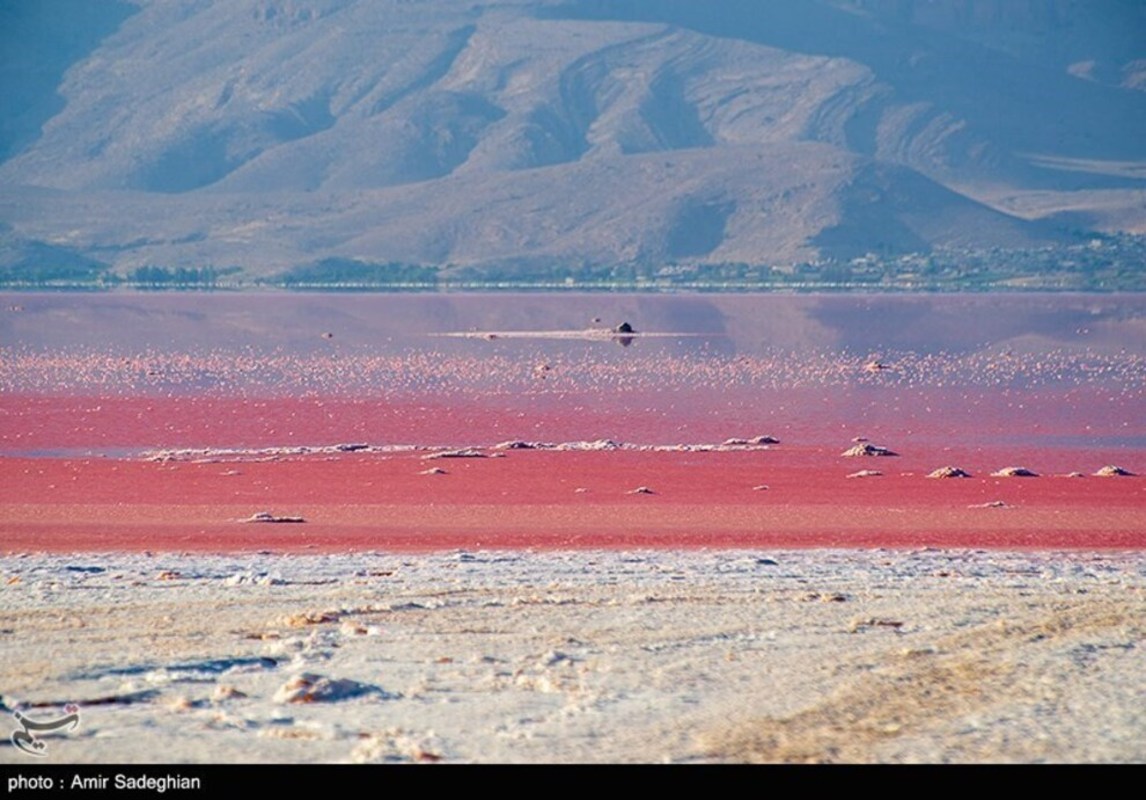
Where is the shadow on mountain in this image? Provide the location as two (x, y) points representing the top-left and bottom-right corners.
(811, 162), (1064, 260)
(667, 199), (735, 259)
(0, 0), (137, 164)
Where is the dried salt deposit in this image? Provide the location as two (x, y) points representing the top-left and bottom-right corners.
(991, 467), (1040, 478)
(0, 549), (1141, 764)
(927, 466), (972, 479)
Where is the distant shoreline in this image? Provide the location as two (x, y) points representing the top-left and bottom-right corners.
(5, 232), (1146, 293)
(3, 283), (1146, 294)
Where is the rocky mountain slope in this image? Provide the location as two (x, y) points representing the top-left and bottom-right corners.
(0, 0), (1143, 278)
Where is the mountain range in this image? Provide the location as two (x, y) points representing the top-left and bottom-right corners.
(1, 0), (1144, 280)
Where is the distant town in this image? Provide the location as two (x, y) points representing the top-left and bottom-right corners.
(3, 233), (1144, 293)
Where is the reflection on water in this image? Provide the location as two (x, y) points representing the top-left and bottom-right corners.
(3, 293), (1145, 392)
(3, 292), (1145, 357)
(2, 292), (1144, 457)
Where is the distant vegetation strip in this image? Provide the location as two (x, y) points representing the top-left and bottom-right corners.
(2, 237), (1144, 292)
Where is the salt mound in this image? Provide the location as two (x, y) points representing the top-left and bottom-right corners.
(722, 435), (780, 446)
(494, 440), (551, 450)
(990, 467), (1039, 477)
(562, 439), (622, 451)
(273, 673), (395, 704)
(846, 469), (883, 478)
(1094, 465), (1135, 477)
(240, 512), (305, 524)
(724, 433), (779, 444)
(224, 570), (285, 586)
(423, 449), (502, 460)
(842, 443), (898, 457)
(628, 486), (656, 495)
(926, 466), (972, 478)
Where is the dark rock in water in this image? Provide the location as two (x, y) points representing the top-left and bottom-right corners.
(336, 443), (369, 452)
(752, 435), (780, 445)
(614, 322), (635, 334)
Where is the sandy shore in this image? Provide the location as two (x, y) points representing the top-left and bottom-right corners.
(1, 548), (1143, 764)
